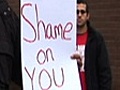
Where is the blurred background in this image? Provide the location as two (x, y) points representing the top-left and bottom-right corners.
(7, 0), (120, 90)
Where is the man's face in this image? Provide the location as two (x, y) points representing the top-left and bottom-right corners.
(77, 3), (89, 28)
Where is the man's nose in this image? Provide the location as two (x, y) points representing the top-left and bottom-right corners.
(79, 12), (82, 16)
(77, 13), (82, 18)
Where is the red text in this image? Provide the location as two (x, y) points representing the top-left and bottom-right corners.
(21, 3), (73, 43)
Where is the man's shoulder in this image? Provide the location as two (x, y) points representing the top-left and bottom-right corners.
(88, 25), (104, 41)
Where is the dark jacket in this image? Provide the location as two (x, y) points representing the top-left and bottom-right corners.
(84, 24), (112, 90)
(0, 0), (22, 89)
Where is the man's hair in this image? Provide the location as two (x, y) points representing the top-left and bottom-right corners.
(77, 0), (89, 13)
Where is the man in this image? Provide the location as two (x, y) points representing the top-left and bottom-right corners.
(0, 0), (22, 90)
(71, 0), (112, 90)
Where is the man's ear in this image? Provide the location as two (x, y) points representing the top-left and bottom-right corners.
(87, 13), (90, 20)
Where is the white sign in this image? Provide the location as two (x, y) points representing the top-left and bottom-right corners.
(21, 0), (81, 90)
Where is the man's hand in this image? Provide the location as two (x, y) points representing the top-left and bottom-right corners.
(71, 53), (82, 67)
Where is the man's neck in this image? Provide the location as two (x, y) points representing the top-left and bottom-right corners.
(77, 24), (88, 34)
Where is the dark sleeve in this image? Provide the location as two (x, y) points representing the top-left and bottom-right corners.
(0, 18), (13, 89)
(0, 1), (22, 88)
(8, 7), (23, 87)
(11, 12), (23, 87)
(97, 36), (112, 90)
(0, 1), (14, 88)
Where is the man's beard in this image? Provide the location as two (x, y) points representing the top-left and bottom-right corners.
(77, 22), (86, 28)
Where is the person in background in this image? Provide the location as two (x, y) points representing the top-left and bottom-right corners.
(71, 0), (112, 90)
(0, 0), (22, 90)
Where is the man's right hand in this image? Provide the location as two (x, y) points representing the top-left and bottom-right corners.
(70, 53), (82, 67)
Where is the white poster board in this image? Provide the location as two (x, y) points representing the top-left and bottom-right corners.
(21, 0), (81, 90)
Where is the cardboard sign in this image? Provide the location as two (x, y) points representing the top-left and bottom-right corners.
(21, 0), (81, 90)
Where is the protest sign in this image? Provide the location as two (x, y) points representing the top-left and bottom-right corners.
(21, 0), (81, 90)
